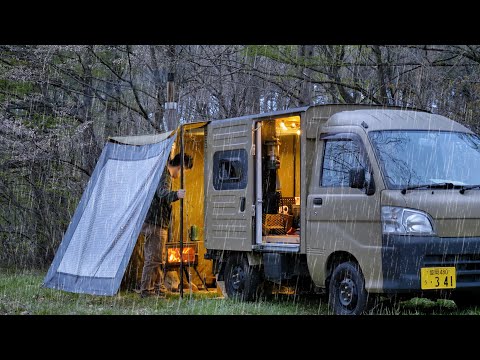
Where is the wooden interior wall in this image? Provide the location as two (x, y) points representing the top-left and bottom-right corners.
(278, 134), (301, 198)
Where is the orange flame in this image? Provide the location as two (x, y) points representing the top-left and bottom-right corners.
(167, 247), (195, 264)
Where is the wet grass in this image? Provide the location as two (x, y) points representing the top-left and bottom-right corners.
(0, 269), (478, 315)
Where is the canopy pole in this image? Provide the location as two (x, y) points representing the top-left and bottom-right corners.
(179, 125), (185, 299)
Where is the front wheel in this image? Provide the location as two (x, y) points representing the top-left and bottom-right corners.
(328, 262), (369, 315)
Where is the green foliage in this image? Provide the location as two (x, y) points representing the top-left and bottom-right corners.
(0, 78), (35, 99)
(22, 113), (70, 131)
(244, 45), (355, 69)
(0, 156), (83, 268)
(245, 45), (310, 66)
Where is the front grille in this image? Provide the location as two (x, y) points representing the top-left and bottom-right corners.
(424, 254), (480, 284)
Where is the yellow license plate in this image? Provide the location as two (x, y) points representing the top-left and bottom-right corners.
(421, 267), (456, 290)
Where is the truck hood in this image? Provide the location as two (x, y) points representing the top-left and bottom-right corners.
(381, 189), (480, 237)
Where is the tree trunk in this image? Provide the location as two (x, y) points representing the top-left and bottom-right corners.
(298, 45), (314, 106)
(79, 46), (101, 175)
(372, 45), (390, 105)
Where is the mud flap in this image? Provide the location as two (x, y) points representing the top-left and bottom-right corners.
(215, 274), (228, 298)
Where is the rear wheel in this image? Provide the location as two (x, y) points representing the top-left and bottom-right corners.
(224, 253), (261, 301)
(328, 261), (369, 315)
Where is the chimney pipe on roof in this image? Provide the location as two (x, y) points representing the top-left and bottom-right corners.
(164, 72), (178, 131)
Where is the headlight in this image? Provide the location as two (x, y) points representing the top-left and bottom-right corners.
(381, 206), (435, 235)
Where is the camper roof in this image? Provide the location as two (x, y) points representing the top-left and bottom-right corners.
(210, 106), (309, 122)
(327, 109), (472, 133)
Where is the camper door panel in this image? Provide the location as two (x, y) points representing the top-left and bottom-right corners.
(204, 119), (254, 251)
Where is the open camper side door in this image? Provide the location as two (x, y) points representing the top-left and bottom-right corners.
(204, 118), (255, 251)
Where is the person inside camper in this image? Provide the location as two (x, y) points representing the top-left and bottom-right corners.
(139, 153), (193, 298)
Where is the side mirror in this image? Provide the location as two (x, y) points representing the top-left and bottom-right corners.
(349, 168), (366, 189)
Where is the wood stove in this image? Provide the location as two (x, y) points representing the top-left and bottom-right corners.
(165, 241), (198, 266)
(164, 241), (208, 289)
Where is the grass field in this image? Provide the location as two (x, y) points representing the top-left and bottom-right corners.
(0, 269), (475, 315)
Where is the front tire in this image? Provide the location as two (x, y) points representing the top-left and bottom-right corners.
(328, 261), (369, 315)
(224, 253), (261, 301)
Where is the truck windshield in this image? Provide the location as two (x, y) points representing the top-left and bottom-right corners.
(369, 130), (480, 189)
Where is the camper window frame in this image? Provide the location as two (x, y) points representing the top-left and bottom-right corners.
(212, 149), (248, 190)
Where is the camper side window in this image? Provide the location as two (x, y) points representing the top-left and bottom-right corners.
(219, 159), (242, 181)
(213, 149), (248, 190)
(321, 139), (367, 187)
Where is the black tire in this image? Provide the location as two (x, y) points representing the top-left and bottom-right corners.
(328, 261), (369, 315)
(224, 253), (261, 301)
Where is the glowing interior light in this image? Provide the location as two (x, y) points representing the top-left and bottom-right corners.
(291, 123), (296, 128)
(296, 129), (301, 135)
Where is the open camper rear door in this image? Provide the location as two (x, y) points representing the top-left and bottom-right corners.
(43, 132), (176, 296)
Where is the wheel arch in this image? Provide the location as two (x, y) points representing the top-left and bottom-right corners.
(325, 251), (361, 288)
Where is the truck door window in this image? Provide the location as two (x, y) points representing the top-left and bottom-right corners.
(213, 149), (248, 190)
(321, 139), (367, 187)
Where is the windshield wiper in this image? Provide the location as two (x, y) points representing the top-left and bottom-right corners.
(460, 185), (480, 194)
(401, 182), (457, 195)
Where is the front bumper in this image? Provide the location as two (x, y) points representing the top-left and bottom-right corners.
(382, 234), (480, 294)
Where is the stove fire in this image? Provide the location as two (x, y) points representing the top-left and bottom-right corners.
(164, 241), (207, 290)
(166, 243), (197, 265)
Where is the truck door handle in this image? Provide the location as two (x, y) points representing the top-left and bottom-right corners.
(240, 197), (246, 212)
(313, 198), (323, 205)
